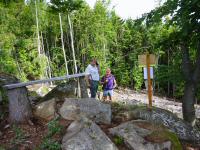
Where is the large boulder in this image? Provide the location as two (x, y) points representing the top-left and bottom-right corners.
(59, 98), (111, 124)
(109, 120), (181, 150)
(129, 107), (200, 144)
(33, 98), (56, 120)
(41, 77), (89, 101)
(62, 117), (118, 150)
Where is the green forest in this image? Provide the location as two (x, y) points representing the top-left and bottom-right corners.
(0, 0), (200, 149)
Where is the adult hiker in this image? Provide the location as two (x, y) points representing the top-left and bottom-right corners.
(101, 68), (117, 101)
(85, 58), (100, 98)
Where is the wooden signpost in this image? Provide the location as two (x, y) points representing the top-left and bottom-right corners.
(138, 53), (157, 108)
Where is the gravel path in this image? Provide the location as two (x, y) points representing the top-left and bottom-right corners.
(113, 88), (200, 119)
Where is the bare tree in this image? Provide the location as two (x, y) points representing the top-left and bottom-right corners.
(68, 14), (77, 73)
(59, 13), (69, 75)
(35, 0), (41, 55)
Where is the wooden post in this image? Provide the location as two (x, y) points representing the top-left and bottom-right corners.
(7, 87), (32, 123)
(146, 53), (153, 108)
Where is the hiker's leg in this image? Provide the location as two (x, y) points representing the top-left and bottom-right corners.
(90, 81), (96, 98)
(94, 81), (98, 96)
(103, 90), (108, 101)
(108, 90), (113, 101)
(103, 96), (107, 101)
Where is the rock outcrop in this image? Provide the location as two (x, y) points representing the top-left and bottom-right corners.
(59, 98), (111, 124)
(129, 107), (200, 144)
(33, 98), (56, 120)
(41, 77), (89, 101)
(62, 117), (118, 150)
(109, 120), (179, 150)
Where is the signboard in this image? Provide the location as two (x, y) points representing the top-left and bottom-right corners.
(138, 54), (157, 67)
(143, 67), (153, 79)
(138, 53), (156, 109)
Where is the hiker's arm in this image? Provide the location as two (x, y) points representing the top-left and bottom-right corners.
(113, 79), (117, 88)
(100, 76), (105, 85)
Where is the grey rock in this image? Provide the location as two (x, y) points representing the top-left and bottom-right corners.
(109, 120), (172, 150)
(42, 78), (89, 101)
(33, 98), (56, 120)
(59, 98), (111, 124)
(36, 85), (52, 97)
(130, 107), (200, 144)
(42, 80), (77, 100)
(62, 117), (118, 150)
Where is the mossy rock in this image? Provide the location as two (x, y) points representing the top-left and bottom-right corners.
(145, 129), (182, 150)
(133, 120), (182, 150)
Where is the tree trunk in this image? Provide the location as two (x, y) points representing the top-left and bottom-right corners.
(8, 87), (32, 123)
(167, 48), (170, 96)
(182, 81), (196, 125)
(35, 0), (41, 55)
(67, 14), (80, 97)
(68, 14), (77, 73)
(41, 32), (45, 55)
(41, 32), (48, 80)
(181, 42), (200, 125)
(45, 33), (53, 85)
(59, 13), (69, 75)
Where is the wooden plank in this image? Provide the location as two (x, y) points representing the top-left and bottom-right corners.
(138, 54), (158, 67)
(3, 73), (88, 90)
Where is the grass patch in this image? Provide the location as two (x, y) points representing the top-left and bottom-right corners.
(37, 117), (63, 150)
(113, 135), (124, 145)
(0, 146), (5, 150)
(111, 101), (146, 112)
(11, 125), (25, 145)
(37, 138), (61, 150)
(46, 118), (63, 138)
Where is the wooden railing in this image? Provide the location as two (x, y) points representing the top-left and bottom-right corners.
(3, 73), (88, 90)
(3, 73), (89, 123)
